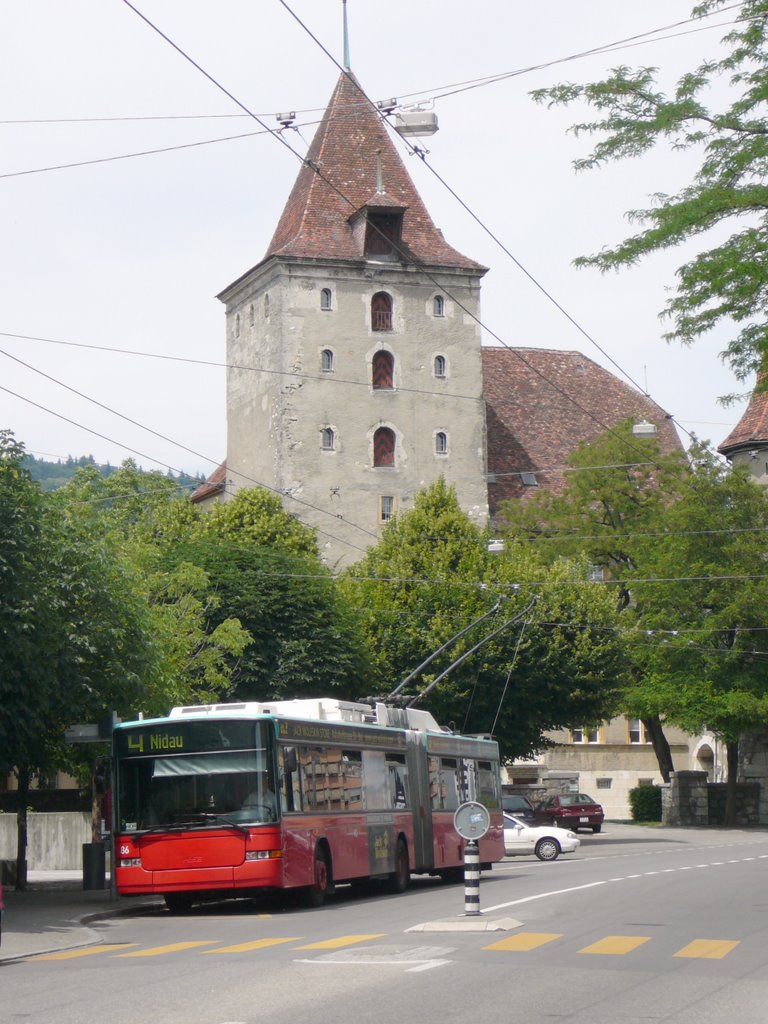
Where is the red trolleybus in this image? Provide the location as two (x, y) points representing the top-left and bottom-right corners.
(113, 698), (503, 911)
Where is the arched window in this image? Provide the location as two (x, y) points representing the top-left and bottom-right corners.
(371, 292), (392, 331)
(435, 431), (448, 455)
(320, 288), (332, 311)
(433, 295), (445, 317)
(373, 427), (395, 468)
(372, 350), (394, 390)
(321, 348), (334, 372)
(321, 427), (335, 451)
(434, 355), (446, 378)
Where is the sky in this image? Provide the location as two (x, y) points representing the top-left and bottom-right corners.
(1, 0), (752, 480)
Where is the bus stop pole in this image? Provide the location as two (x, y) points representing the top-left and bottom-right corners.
(463, 840), (481, 916)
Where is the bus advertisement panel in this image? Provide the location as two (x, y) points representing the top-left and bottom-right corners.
(113, 699), (503, 911)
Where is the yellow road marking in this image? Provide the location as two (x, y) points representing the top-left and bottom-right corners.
(117, 941), (218, 957)
(579, 936), (651, 956)
(483, 932), (562, 952)
(202, 937), (300, 954)
(674, 939), (740, 960)
(294, 934), (385, 950)
(33, 944), (136, 960)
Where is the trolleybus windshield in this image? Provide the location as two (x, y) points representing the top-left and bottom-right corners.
(116, 719), (277, 832)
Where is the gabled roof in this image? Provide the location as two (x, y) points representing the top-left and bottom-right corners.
(482, 347), (682, 516)
(263, 72), (484, 271)
(190, 461), (226, 504)
(718, 381), (768, 455)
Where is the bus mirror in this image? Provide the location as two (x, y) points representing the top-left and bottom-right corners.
(283, 747), (297, 774)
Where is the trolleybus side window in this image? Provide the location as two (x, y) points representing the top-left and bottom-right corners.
(279, 745), (302, 813)
(301, 747), (329, 811)
(386, 753), (409, 809)
(475, 760), (501, 809)
(340, 751), (364, 810)
(430, 756), (461, 810)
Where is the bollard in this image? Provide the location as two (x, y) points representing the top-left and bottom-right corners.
(463, 839), (481, 915)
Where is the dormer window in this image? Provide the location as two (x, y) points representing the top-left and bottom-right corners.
(365, 212), (401, 259)
(372, 292), (392, 332)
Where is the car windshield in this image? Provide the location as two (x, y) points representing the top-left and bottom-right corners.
(559, 794), (597, 806)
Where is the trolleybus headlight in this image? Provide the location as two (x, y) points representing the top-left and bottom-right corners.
(245, 850), (283, 861)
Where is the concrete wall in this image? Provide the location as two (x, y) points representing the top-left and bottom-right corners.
(0, 812), (91, 870)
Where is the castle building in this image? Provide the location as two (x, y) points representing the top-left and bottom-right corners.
(195, 69), (678, 569)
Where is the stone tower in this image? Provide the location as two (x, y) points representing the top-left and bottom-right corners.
(718, 374), (768, 485)
(217, 72), (489, 566)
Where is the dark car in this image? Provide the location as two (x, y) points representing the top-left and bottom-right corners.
(502, 793), (536, 822)
(534, 793), (604, 833)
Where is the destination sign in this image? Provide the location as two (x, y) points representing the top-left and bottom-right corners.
(427, 733), (498, 759)
(276, 719), (406, 751)
(115, 719), (264, 758)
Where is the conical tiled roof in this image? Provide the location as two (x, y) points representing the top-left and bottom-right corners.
(264, 72), (484, 271)
(718, 376), (768, 455)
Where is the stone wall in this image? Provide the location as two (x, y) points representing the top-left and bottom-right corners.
(707, 783), (760, 826)
(0, 812), (91, 872)
(661, 771), (761, 826)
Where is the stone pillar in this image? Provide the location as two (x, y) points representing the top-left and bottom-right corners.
(662, 770), (709, 827)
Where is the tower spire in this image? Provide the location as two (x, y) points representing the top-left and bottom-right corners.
(342, 0), (350, 71)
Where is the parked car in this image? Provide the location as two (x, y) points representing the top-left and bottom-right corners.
(501, 793), (536, 821)
(503, 814), (580, 861)
(534, 793), (604, 833)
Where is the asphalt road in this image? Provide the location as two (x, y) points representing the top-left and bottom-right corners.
(5, 823), (768, 1024)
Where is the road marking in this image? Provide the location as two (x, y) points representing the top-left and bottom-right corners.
(579, 935), (651, 956)
(117, 941), (218, 957)
(33, 944), (136, 960)
(485, 880), (607, 914)
(483, 932), (562, 952)
(202, 938), (300, 954)
(294, 934), (385, 950)
(674, 939), (740, 960)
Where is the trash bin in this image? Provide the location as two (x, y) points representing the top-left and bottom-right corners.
(82, 842), (106, 890)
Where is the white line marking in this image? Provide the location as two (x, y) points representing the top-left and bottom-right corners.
(407, 960), (452, 973)
(484, 880), (608, 913)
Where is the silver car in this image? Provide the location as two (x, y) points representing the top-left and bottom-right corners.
(503, 813), (580, 861)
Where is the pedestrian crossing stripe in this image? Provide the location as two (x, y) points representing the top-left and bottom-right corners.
(34, 944), (136, 960)
(484, 933), (562, 951)
(674, 939), (740, 959)
(579, 936), (651, 955)
(293, 934), (386, 950)
(202, 938), (301, 954)
(116, 941), (218, 957)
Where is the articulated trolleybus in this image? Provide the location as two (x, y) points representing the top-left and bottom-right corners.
(113, 698), (504, 910)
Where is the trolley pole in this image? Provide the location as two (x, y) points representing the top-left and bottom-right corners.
(463, 839), (481, 916)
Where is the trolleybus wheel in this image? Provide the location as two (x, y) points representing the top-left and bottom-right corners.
(305, 845), (331, 908)
(386, 837), (410, 894)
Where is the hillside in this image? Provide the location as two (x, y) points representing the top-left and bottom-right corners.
(23, 453), (204, 493)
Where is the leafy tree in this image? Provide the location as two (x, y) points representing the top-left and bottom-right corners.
(166, 538), (371, 702)
(202, 488), (318, 558)
(343, 478), (625, 760)
(532, 0), (768, 387)
(498, 420), (688, 780)
(630, 445), (768, 822)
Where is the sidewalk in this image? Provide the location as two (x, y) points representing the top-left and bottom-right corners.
(1, 871), (161, 964)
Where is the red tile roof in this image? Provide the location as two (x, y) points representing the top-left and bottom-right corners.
(263, 72), (484, 271)
(482, 347), (682, 517)
(718, 382), (768, 454)
(190, 461), (226, 504)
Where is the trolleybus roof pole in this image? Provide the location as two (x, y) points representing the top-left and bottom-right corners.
(404, 599), (538, 708)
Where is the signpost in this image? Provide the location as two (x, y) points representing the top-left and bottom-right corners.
(453, 801), (491, 916)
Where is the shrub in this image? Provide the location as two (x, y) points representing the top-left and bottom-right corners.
(629, 784), (661, 822)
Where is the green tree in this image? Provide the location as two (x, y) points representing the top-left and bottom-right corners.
(344, 479), (625, 760)
(203, 488), (319, 558)
(532, 0), (768, 386)
(630, 445), (768, 822)
(499, 420), (688, 780)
